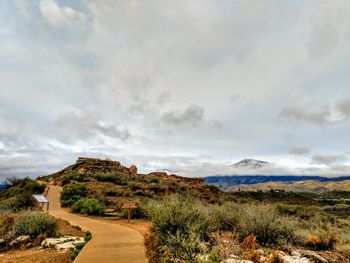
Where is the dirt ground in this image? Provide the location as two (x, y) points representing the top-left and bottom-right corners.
(101, 218), (151, 238)
(0, 248), (72, 263)
(0, 218), (85, 263)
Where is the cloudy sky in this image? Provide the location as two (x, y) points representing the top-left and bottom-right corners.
(1, 0), (350, 178)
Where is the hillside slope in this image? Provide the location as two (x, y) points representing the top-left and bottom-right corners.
(228, 179), (350, 193)
(39, 157), (221, 206)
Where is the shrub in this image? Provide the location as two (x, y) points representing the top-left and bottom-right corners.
(268, 251), (283, 263)
(245, 250), (260, 263)
(202, 184), (221, 193)
(72, 198), (106, 215)
(208, 203), (296, 245)
(104, 188), (118, 196)
(208, 203), (241, 231)
(0, 212), (16, 240)
(12, 212), (57, 238)
(304, 231), (339, 250)
(0, 194), (36, 212)
(241, 235), (259, 250)
(60, 183), (87, 207)
(237, 204), (296, 245)
(0, 178), (45, 211)
(61, 172), (87, 185)
(85, 231), (92, 242)
(94, 173), (127, 185)
(145, 176), (160, 184)
(143, 194), (208, 262)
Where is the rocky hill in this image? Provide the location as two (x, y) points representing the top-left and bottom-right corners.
(39, 157), (220, 205)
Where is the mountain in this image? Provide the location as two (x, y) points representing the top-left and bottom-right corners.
(228, 180), (350, 193)
(205, 175), (350, 190)
(204, 159), (350, 192)
(233, 159), (269, 169)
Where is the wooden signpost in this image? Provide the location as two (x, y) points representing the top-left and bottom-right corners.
(121, 202), (138, 223)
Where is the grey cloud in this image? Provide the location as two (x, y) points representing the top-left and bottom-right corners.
(53, 112), (130, 143)
(280, 99), (350, 125)
(289, 145), (310, 156)
(2, 1), (350, 178)
(280, 107), (331, 125)
(160, 105), (204, 127)
(311, 154), (346, 165)
(337, 99), (350, 118)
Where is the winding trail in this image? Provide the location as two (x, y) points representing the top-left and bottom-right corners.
(46, 185), (148, 263)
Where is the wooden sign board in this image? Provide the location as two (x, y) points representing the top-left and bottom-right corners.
(121, 202), (138, 223)
(121, 202), (138, 209)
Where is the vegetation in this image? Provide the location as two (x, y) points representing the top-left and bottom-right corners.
(12, 212), (58, 238)
(60, 183), (87, 207)
(143, 195), (208, 262)
(71, 198), (106, 215)
(0, 178), (45, 211)
(71, 231), (93, 260)
(39, 158), (350, 261)
(142, 193), (350, 262)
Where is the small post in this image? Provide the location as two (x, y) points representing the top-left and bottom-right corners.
(128, 208), (131, 223)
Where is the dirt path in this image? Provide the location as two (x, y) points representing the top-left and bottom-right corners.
(46, 186), (148, 263)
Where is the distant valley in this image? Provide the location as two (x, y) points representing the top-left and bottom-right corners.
(205, 159), (350, 192)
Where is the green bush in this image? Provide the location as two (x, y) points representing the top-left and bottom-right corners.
(208, 202), (297, 245)
(60, 183), (87, 207)
(144, 176), (160, 184)
(0, 178), (45, 211)
(4, 177), (45, 196)
(237, 204), (296, 245)
(94, 173), (127, 185)
(61, 172), (88, 185)
(0, 194), (36, 212)
(143, 194), (208, 262)
(208, 203), (240, 231)
(12, 212), (57, 238)
(84, 231), (92, 242)
(71, 198), (106, 215)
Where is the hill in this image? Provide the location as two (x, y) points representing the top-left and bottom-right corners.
(39, 157), (222, 206)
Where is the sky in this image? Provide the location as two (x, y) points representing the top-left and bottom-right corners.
(1, 0), (350, 179)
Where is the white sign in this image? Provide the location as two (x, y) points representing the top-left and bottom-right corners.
(32, 194), (49, 203)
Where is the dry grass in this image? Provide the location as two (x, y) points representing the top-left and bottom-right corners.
(241, 235), (259, 250)
(268, 251), (283, 263)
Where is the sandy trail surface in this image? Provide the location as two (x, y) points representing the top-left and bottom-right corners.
(47, 185), (148, 263)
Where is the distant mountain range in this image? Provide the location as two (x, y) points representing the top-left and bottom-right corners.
(204, 159), (350, 192)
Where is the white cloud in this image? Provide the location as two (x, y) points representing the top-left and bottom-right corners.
(1, 1), (350, 178)
(39, 0), (86, 27)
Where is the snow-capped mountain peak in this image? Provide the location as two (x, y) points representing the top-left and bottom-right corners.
(233, 159), (269, 169)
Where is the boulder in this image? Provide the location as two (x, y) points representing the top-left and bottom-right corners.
(10, 235), (30, 247)
(282, 256), (310, 263)
(301, 251), (328, 263)
(222, 260), (253, 263)
(255, 249), (265, 255)
(291, 251), (302, 257)
(41, 236), (85, 251)
(129, 165), (138, 174)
